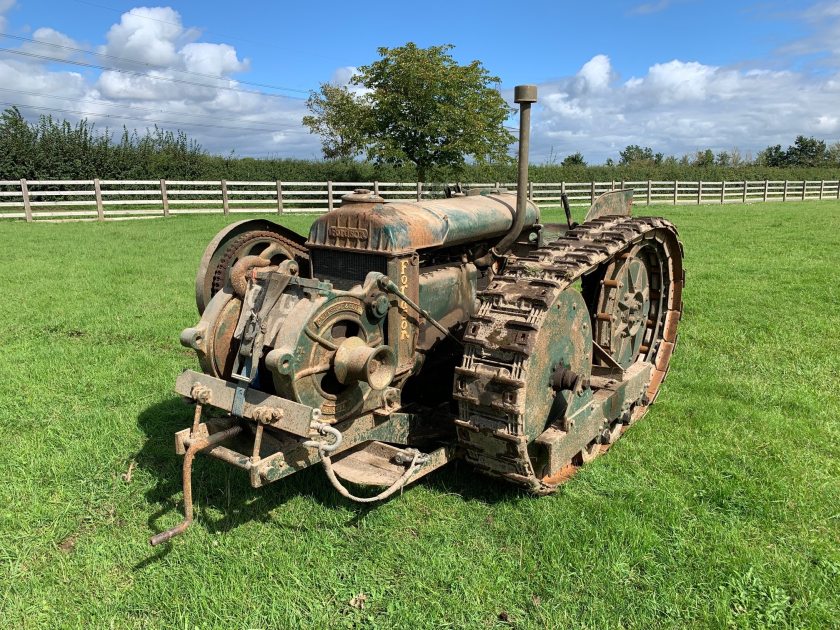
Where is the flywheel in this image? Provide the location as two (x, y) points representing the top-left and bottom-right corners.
(195, 219), (309, 314)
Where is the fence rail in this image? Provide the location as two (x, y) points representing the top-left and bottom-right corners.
(1, 178), (839, 221)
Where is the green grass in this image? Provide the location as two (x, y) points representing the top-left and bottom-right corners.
(0, 201), (838, 628)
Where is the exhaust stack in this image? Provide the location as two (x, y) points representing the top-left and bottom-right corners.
(476, 84), (537, 267)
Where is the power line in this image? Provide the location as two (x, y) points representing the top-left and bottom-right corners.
(0, 86), (301, 131)
(3, 100), (313, 136)
(0, 32), (310, 94)
(0, 47), (308, 100)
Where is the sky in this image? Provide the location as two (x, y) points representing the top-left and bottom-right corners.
(0, 0), (838, 163)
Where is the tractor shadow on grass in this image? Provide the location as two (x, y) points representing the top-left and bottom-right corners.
(134, 397), (528, 562)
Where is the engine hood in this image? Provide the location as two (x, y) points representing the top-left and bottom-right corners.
(307, 192), (539, 254)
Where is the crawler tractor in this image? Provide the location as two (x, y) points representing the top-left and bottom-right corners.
(151, 85), (683, 545)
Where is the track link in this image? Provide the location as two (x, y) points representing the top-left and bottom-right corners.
(453, 216), (684, 493)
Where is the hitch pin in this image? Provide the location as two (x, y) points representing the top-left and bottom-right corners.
(149, 424), (242, 546)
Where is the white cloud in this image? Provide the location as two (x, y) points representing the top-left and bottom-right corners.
(528, 49), (840, 162)
(99, 6), (184, 66)
(779, 1), (840, 61)
(19, 27), (81, 61)
(181, 42), (249, 75)
(2, 3), (840, 163)
(0, 5), (317, 156)
(330, 66), (358, 86)
(577, 54), (613, 92)
(328, 65), (372, 96)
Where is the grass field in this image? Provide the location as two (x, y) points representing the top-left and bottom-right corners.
(0, 200), (838, 628)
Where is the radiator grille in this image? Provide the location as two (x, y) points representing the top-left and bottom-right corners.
(311, 249), (388, 289)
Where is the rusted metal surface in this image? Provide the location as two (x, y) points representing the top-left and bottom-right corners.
(194, 219), (309, 314)
(154, 84), (684, 540)
(454, 216), (683, 493)
(583, 189), (634, 223)
(307, 193), (539, 254)
(150, 420), (242, 545)
(474, 84), (537, 268)
(174, 370), (320, 437)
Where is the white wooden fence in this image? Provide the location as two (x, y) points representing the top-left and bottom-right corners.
(1, 178), (839, 221)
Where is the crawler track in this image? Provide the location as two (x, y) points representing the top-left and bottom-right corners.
(454, 216), (684, 493)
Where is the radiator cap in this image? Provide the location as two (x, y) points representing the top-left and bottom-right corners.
(341, 188), (385, 205)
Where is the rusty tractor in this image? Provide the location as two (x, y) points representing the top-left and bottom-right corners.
(151, 85), (684, 545)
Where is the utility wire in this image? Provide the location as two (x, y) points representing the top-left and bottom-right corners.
(0, 32), (310, 94)
(3, 100), (313, 135)
(0, 47), (308, 100)
(0, 86), (302, 132)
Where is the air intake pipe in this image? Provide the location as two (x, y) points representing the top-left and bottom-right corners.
(476, 84), (537, 268)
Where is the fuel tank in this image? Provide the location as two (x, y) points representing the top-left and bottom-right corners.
(307, 191), (540, 254)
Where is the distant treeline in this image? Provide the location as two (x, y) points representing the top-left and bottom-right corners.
(1, 107), (838, 183)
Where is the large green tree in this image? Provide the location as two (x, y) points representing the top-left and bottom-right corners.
(302, 43), (515, 181)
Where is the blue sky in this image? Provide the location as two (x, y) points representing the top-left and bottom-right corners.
(0, 0), (837, 162)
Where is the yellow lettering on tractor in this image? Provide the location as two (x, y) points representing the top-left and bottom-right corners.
(399, 260), (411, 341)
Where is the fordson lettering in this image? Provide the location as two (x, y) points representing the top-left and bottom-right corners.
(328, 226), (369, 240)
(399, 259), (410, 340)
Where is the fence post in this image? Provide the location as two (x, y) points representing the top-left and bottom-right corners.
(590, 181), (596, 205)
(697, 180), (702, 205)
(94, 178), (104, 220)
(327, 180), (334, 212)
(561, 181), (566, 201)
(742, 180), (747, 203)
(837, 179), (840, 200)
(620, 179), (625, 191)
(221, 180), (230, 215)
(373, 180), (379, 196)
(275, 180), (283, 214)
(764, 179), (769, 202)
(673, 180), (678, 205)
(20, 178), (32, 222)
(160, 179), (169, 217)
(801, 180), (806, 201)
(646, 180), (652, 206)
(719, 180), (725, 205)
(528, 180), (534, 201)
(783, 180), (788, 202)
(416, 181), (422, 201)
(819, 180), (825, 200)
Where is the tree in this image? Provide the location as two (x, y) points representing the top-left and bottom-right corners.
(303, 43), (515, 180)
(693, 149), (715, 167)
(618, 145), (655, 165)
(561, 152), (586, 167)
(828, 141), (840, 166)
(786, 135), (827, 167)
(0, 106), (36, 178)
(302, 83), (370, 160)
(757, 144), (787, 167)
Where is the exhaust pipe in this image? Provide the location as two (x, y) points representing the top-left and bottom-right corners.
(476, 84), (537, 267)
